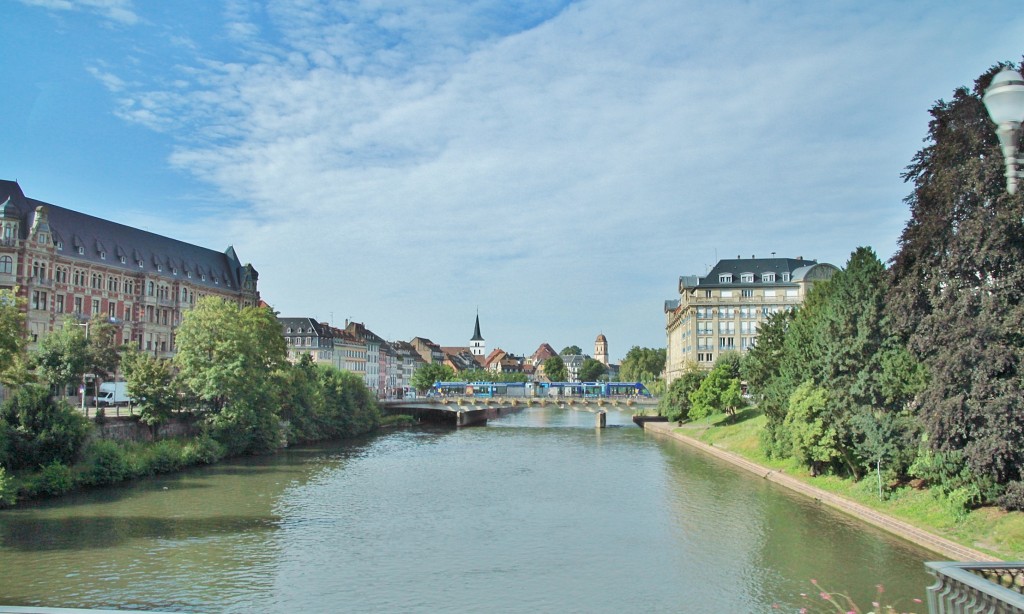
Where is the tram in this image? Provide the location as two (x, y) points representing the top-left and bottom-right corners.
(428, 381), (651, 399)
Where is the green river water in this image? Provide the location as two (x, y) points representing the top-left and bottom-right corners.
(0, 406), (934, 612)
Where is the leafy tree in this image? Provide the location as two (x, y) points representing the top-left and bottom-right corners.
(619, 346), (665, 383)
(784, 382), (839, 475)
(850, 408), (918, 499)
(578, 357), (607, 382)
(544, 355), (568, 382)
(121, 350), (178, 430)
(275, 354), (325, 443)
(174, 298), (287, 454)
(457, 368), (527, 383)
(658, 363), (705, 422)
(689, 358), (746, 422)
(84, 315), (123, 382)
(411, 362), (455, 393)
(560, 345), (582, 356)
(0, 289), (27, 385)
(316, 366), (380, 438)
(889, 62), (1024, 499)
(33, 318), (89, 393)
(740, 309), (796, 456)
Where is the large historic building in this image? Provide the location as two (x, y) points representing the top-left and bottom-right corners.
(0, 180), (261, 356)
(663, 256), (837, 383)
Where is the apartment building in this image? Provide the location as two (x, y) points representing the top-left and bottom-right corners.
(664, 256), (838, 383)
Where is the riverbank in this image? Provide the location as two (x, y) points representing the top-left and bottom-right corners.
(642, 420), (1001, 562)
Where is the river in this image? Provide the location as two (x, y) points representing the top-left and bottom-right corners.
(0, 406), (933, 612)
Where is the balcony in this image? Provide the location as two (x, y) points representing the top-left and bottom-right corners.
(926, 561), (1024, 613)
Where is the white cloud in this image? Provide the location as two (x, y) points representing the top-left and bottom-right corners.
(63, 0), (1024, 353)
(19, 0), (139, 24)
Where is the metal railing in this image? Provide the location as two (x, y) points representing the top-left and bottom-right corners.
(926, 562), (1024, 613)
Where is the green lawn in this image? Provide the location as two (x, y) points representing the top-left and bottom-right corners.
(674, 409), (1024, 561)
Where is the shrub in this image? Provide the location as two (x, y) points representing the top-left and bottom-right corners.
(998, 481), (1024, 512)
(36, 461), (74, 497)
(0, 467), (16, 507)
(180, 435), (225, 465)
(81, 439), (130, 486)
(144, 440), (184, 474)
(1, 385), (91, 469)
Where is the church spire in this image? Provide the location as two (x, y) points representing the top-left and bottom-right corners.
(470, 312), (485, 356)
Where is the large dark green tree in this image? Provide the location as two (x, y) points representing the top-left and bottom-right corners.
(543, 355), (568, 382)
(578, 358), (607, 382)
(889, 62), (1024, 503)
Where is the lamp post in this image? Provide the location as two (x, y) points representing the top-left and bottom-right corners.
(982, 68), (1024, 194)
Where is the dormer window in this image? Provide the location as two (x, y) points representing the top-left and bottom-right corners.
(120, 256), (126, 264)
(781, 273), (790, 282)
(157, 264), (162, 272)
(740, 273), (754, 283)
(137, 260), (144, 268)
(56, 241), (63, 250)
(763, 273), (776, 283)
(719, 273), (733, 284)
(100, 251), (106, 260)
(172, 268), (178, 275)
(201, 274), (206, 281)
(187, 271), (192, 278)
(77, 246), (85, 255)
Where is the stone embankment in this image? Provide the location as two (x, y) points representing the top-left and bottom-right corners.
(642, 420), (999, 562)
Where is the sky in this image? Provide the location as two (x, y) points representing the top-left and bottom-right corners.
(2, 1), (1023, 362)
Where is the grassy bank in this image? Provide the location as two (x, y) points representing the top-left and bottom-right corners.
(677, 408), (1024, 560)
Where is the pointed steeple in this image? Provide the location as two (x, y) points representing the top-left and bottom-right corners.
(470, 312), (485, 357)
(471, 312), (483, 341)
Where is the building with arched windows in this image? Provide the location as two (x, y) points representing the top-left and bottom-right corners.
(0, 180), (261, 356)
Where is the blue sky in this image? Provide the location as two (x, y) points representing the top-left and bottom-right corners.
(2, 1), (1023, 361)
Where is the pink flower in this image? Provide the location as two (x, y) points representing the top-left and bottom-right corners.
(820, 591), (831, 600)
(913, 598), (923, 603)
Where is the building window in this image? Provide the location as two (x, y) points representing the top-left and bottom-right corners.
(55, 266), (68, 283)
(120, 256), (126, 264)
(56, 241), (63, 250)
(56, 295), (65, 313)
(92, 299), (99, 315)
(719, 273), (732, 283)
(31, 290), (47, 310)
(763, 273), (776, 283)
(781, 273), (790, 282)
(0, 256), (11, 274)
(720, 290), (733, 298)
(147, 281), (154, 296)
(108, 303), (116, 318)
(741, 289), (753, 298)
(764, 289), (777, 297)
(77, 246), (84, 255)
(100, 251), (106, 260)
(786, 289), (799, 297)
(740, 273), (754, 283)
(719, 337), (735, 349)
(704, 290), (712, 298)
(74, 296), (83, 314)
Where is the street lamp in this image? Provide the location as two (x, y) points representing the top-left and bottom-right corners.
(982, 68), (1024, 194)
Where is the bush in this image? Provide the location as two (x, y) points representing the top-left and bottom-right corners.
(180, 434), (225, 465)
(0, 467), (16, 507)
(144, 440), (184, 474)
(81, 439), (130, 486)
(1, 385), (91, 469)
(36, 461), (74, 497)
(997, 481), (1024, 512)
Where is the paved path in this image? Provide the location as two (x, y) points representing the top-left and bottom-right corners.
(642, 420), (1001, 562)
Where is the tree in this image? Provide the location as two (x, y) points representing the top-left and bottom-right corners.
(33, 318), (89, 393)
(560, 345), (582, 356)
(174, 298), (288, 454)
(84, 315), (123, 382)
(578, 357), (607, 382)
(411, 362), (454, 393)
(688, 358), (746, 422)
(888, 62), (1024, 497)
(544, 355), (567, 382)
(1, 383), (91, 469)
(121, 350), (178, 430)
(0, 289), (27, 385)
(619, 346), (665, 383)
(658, 363), (705, 422)
(783, 382), (838, 476)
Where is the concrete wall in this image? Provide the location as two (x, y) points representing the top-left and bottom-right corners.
(92, 414), (200, 443)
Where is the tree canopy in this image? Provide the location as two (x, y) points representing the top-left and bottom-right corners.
(619, 346), (665, 383)
(560, 345), (582, 356)
(889, 62), (1024, 494)
(543, 355), (568, 382)
(578, 358), (607, 382)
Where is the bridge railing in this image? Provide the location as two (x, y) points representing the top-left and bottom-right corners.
(926, 561), (1024, 613)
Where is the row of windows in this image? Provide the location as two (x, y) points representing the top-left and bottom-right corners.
(1, 255), (233, 292)
(718, 272), (790, 284)
(688, 337), (758, 354)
